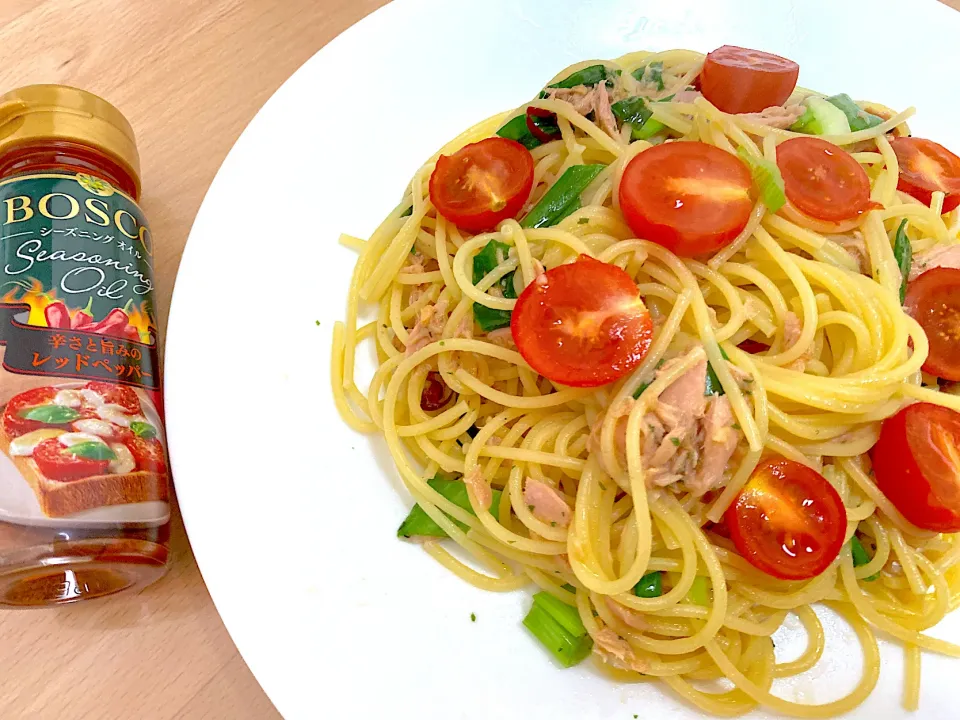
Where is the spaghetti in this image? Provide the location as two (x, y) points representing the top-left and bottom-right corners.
(332, 47), (960, 717)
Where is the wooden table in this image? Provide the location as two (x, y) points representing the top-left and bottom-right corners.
(0, 1), (386, 717)
(0, 1), (957, 717)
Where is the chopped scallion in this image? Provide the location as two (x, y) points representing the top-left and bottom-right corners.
(851, 536), (879, 581)
(632, 61), (664, 91)
(523, 596), (593, 668)
(532, 591), (586, 637)
(736, 147), (786, 213)
(520, 164), (605, 229)
(397, 475), (502, 539)
(633, 571), (662, 598)
(549, 64), (611, 89)
(496, 113), (542, 150)
(825, 94), (884, 133)
(894, 219), (912, 304)
(687, 576), (710, 606)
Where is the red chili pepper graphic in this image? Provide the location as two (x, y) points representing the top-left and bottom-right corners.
(43, 301), (70, 329)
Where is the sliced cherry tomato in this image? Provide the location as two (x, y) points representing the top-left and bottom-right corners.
(904, 267), (960, 381)
(890, 137), (960, 213)
(526, 107), (561, 143)
(420, 371), (454, 412)
(725, 455), (846, 581)
(429, 137), (534, 233)
(872, 403), (960, 532)
(511, 255), (653, 387)
(83, 381), (141, 414)
(619, 141), (753, 256)
(3, 387), (59, 437)
(776, 137), (873, 223)
(738, 338), (770, 354)
(700, 45), (799, 115)
(33, 437), (110, 481)
(125, 436), (167, 474)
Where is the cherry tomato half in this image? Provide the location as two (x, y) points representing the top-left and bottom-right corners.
(510, 255), (653, 387)
(872, 403), (960, 532)
(83, 381), (142, 415)
(904, 267), (960, 381)
(429, 137), (534, 233)
(777, 137), (874, 223)
(33, 438), (110, 482)
(619, 141), (753, 256)
(890, 137), (960, 214)
(2, 386), (58, 437)
(700, 45), (799, 115)
(726, 455), (846, 581)
(125, 436), (168, 474)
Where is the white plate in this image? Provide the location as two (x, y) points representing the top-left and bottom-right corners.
(165, 1), (960, 718)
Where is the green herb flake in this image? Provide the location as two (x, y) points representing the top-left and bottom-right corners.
(578, 217), (590, 225)
(894, 219), (912, 304)
(670, 437), (680, 446)
(470, 613), (476, 622)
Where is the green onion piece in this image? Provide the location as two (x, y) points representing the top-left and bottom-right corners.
(611, 96), (667, 141)
(532, 591), (587, 637)
(549, 64), (609, 89)
(633, 571), (662, 598)
(704, 363), (725, 397)
(894, 219), (912, 304)
(632, 381), (651, 400)
(850, 536), (880, 581)
(704, 345), (730, 396)
(400, 205), (413, 218)
(472, 240), (511, 285)
(473, 304), (512, 332)
(522, 603), (594, 668)
(632, 61), (664, 91)
(611, 96), (652, 127)
(632, 117), (667, 141)
(496, 114), (542, 150)
(472, 240), (517, 332)
(687, 576), (710, 606)
(825, 94), (884, 133)
(397, 475), (502, 539)
(736, 147), (786, 213)
(789, 97), (850, 136)
(521, 164), (605, 229)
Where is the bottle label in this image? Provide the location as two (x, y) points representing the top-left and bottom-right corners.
(0, 173), (169, 528)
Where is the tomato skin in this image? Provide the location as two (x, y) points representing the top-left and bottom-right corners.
(420, 371), (454, 411)
(619, 141), (753, 257)
(510, 255), (653, 388)
(872, 403), (960, 532)
(776, 137), (873, 222)
(429, 137), (534, 233)
(700, 45), (799, 115)
(891, 137), (960, 213)
(84, 381), (141, 414)
(725, 456), (846, 581)
(33, 438), (110, 481)
(2, 387), (58, 437)
(125, 436), (167, 474)
(904, 267), (960, 381)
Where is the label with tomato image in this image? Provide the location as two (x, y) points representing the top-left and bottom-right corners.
(0, 173), (169, 527)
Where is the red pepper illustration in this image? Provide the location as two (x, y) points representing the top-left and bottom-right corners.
(43, 301), (70, 329)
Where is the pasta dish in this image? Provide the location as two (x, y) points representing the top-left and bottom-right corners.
(332, 45), (960, 717)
